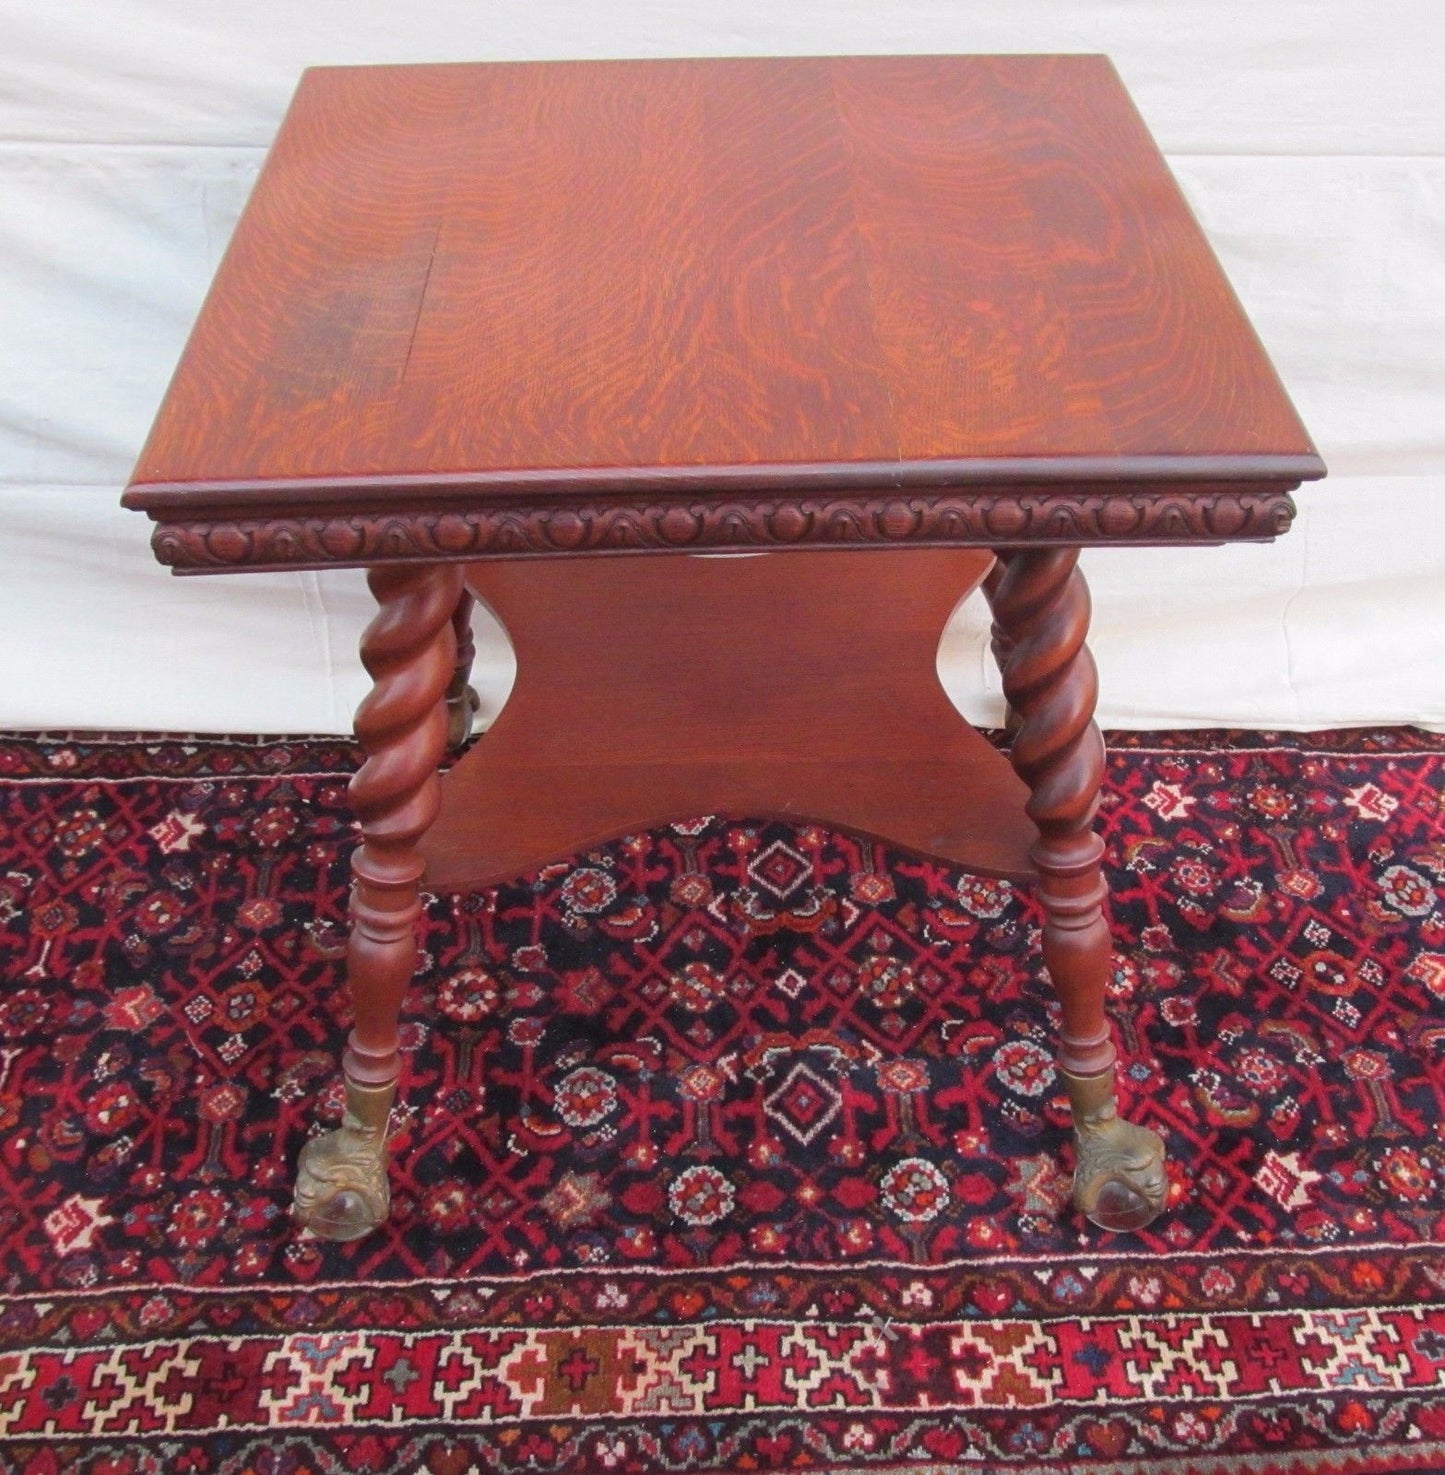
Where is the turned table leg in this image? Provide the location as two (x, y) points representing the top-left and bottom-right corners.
(990, 547), (1167, 1231)
(294, 562), (464, 1240)
(445, 588), (482, 750)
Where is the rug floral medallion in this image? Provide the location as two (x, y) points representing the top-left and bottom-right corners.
(0, 728), (1443, 1474)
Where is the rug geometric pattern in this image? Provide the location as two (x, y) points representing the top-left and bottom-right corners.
(0, 728), (1442, 1472)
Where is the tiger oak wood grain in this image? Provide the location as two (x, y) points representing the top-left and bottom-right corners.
(420, 549), (1037, 889)
(125, 54), (1321, 522)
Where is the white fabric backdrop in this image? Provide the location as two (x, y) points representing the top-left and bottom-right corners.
(3, 0), (1442, 732)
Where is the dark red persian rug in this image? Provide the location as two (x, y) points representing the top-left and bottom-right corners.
(1, 728), (1444, 1474)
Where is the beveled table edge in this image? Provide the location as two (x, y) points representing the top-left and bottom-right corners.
(123, 452), (1325, 512)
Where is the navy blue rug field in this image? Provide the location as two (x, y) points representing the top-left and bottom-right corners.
(0, 728), (1442, 1474)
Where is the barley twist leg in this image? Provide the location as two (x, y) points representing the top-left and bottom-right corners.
(992, 547), (1166, 1232)
(294, 562), (464, 1240)
(981, 554), (1021, 738)
(446, 588), (482, 749)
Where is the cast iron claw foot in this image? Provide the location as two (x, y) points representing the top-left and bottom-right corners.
(293, 1078), (394, 1242)
(1062, 1067), (1167, 1232)
(446, 682), (481, 750)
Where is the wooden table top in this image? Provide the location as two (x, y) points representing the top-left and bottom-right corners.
(124, 55), (1322, 571)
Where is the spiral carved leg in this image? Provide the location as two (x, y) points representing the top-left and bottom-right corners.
(981, 555), (1021, 738)
(446, 589), (481, 750)
(992, 547), (1166, 1232)
(293, 562), (464, 1241)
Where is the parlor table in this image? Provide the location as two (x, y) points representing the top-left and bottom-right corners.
(123, 55), (1324, 1239)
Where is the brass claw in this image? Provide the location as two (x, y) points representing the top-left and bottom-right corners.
(1061, 1066), (1167, 1233)
(293, 1078), (395, 1242)
(446, 682), (481, 749)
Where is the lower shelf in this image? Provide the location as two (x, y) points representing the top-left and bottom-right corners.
(420, 547), (1037, 890)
